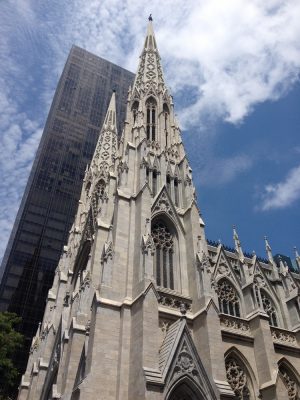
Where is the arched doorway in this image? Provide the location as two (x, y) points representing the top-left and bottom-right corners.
(167, 376), (206, 400)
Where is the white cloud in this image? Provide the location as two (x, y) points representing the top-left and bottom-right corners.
(0, 2), (43, 265)
(61, 0), (300, 127)
(196, 154), (253, 186)
(260, 165), (300, 210)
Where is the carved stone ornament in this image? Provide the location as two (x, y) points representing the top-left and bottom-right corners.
(158, 292), (191, 312)
(153, 191), (173, 217)
(279, 365), (299, 400)
(184, 174), (192, 186)
(30, 336), (40, 354)
(82, 211), (94, 242)
(225, 358), (250, 399)
(63, 291), (70, 307)
(142, 234), (155, 255)
(118, 160), (129, 174)
(271, 327), (297, 346)
(174, 344), (198, 377)
(217, 262), (230, 277)
(220, 315), (251, 334)
(80, 271), (91, 292)
(254, 273), (266, 288)
(198, 251), (211, 272)
(85, 320), (91, 335)
(160, 320), (171, 340)
(101, 241), (114, 263)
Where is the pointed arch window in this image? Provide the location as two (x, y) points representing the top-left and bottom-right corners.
(166, 174), (171, 194)
(225, 357), (251, 399)
(146, 97), (157, 141)
(261, 290), (278, 327)
(152, 221), (174, 290)
(163, 103), (169, 147)
(152, 169), (158, 196)
(92, 179), (106, 218)
(174, 177), (179, 207)
(279, 362), (300, 400)
(131, 100), (139, 124)
(217, 280), (240, 317)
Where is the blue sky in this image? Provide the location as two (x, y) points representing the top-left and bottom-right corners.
(0, 0), (300, 263)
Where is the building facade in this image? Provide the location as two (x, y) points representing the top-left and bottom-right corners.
(18, 19), (300, 400)
(0, 46), (134, 370)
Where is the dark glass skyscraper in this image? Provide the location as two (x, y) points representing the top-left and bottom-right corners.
(0, 45), (134, 370)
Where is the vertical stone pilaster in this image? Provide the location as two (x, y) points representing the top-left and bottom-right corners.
(129, 286), (160, 400)
(250, 313), (277, 399)
(193, 303), (235, 399)
(61, 315), (87, 398)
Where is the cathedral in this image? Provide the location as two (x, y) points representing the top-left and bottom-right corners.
(18, 18), (300, 400)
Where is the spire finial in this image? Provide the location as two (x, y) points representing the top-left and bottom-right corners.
(264, 235), (276, 267)
(233, 225), (244, 262)
(132, 14), (166, 93)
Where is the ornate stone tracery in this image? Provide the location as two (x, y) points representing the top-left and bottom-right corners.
(174, 344), (198, 377)
(153, 191), (174, 217)
(261, 291), (278, 327)
(225, 358), (250, 399)
(279, 364), (299, 400)
(216, 280), (240, 317)
(91, 179), (106, 220)
(152, 221), (174, 289)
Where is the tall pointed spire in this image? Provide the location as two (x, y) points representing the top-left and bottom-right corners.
(233, 225), (244, 262)
(133, 16), (167, 94)
(91, 91), (118, 173)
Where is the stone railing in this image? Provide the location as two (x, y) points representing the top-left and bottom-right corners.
(157, 287), (192, 313)
(220, 314), (252, 336)
(271, 327), (298, 347)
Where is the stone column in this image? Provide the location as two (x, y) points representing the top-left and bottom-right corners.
(193, 303), (235, 399)
(250, 313), (277, 399)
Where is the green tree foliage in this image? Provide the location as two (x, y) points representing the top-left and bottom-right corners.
(0, 312), (24, 399)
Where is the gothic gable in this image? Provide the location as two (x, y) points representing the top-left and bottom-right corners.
(252, 261), (279, 300)
(151, 186), (185, 234)
(160, 318), (217, 399)
(211, 246), (241, 289)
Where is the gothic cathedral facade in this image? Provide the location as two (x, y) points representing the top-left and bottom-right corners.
(18, 19), (300, 400)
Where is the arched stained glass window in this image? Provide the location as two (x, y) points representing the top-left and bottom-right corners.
(152, 221), (174, 290)
(146, 97), (157, 141)
(217, 280), (240, 317)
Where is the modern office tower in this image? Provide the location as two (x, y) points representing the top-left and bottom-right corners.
(0, 45), (134, 369)
(19, 19), (300, 400)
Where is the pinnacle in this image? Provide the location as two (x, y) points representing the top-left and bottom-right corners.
(104, 91), (117, 130)
(132, 17), (166, 92)
(145, 17), (157, 50)
(90, 91), (118, 172)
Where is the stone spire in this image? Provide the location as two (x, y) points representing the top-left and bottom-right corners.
(90, 91), (118, 174)
(264, 236), (276, 267)
(233, 225), (244, 263)
(294, 246), (300, 268)
(132, 17), (167, 94)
